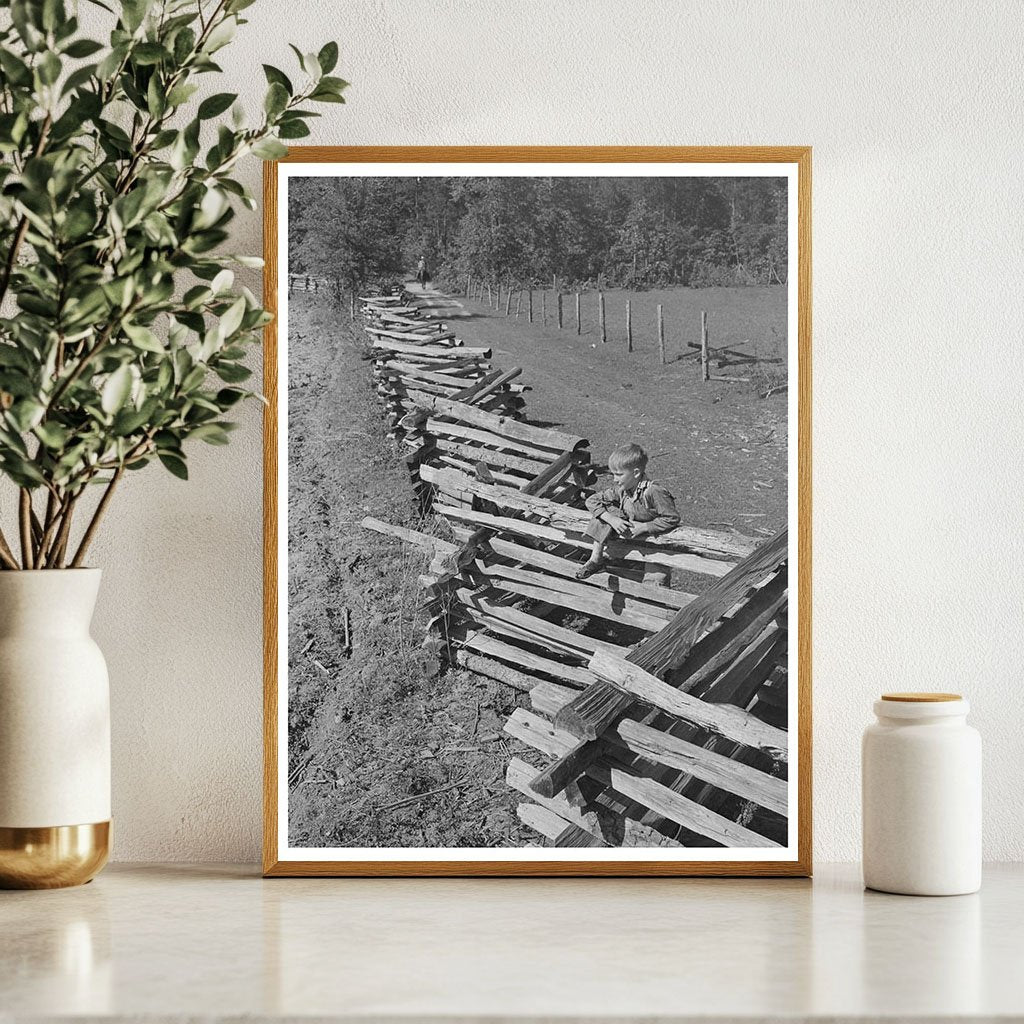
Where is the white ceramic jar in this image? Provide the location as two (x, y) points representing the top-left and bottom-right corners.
(862, 693), (981, 896)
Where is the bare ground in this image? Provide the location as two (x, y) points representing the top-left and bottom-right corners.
(286, 292), (533, 848)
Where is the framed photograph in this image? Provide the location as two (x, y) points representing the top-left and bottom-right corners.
(263, 147), (811, 876)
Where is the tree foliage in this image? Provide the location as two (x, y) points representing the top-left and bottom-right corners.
(289, 174), (787, 293)
(0, 0), (347, 569)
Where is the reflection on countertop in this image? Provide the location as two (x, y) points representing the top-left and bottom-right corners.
(2, 863), (1021, 1020)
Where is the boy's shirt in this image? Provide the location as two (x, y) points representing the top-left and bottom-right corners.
(585, 477), (681, 535)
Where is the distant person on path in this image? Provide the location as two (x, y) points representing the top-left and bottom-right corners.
(575, 443), (680, 580)
(416, 256), (430, 288)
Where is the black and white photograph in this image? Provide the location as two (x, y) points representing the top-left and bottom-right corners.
(267, 151), (810, 873)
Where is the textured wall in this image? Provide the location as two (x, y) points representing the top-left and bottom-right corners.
(65, 0), (1024, 862)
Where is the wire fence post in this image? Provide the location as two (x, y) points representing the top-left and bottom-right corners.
(626, 299), (632, 353)
(576, 292), (581, 335)
(599, 290), (606, 343)
(528, 288), (533, 324)
(557, 291), (563, 329)
(701, 310), (710, 381)
(657, 304), (665, 365)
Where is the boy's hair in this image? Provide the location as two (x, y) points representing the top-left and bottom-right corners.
(608, 443), (647, 474)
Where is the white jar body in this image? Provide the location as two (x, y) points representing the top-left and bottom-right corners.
(862, 708), (981, 895)
(0, 570), (110, 827)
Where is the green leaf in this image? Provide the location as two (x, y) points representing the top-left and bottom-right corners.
(121, 0), (153, 33)
(1, 456), (46, 487)
(189, 422), (231, 445)
(264, 82), (288, 117)
(218, 296), (246, 340)
(203, 15), (236, 53)
(132, 42), (168, 66)
(251, 137), (287, 160)
(101, 364), (133, 415)
(166, 82), (199, 107)
(0, 49), (33, 86)
(216, 388), (247, 408)
(34, 421), (70, 449)
(309, 88), (346, 104)
(277, 120), (310, 140)
(112, 405), (151, 435)
(262, 64), (292, 94)
(61, 63), (98, 96)
(181, 365), (206, 391)
(228, 254), (263, 269)
(210, 268), (233, 294)
(41, 0), (65, 32)
(96, 43), (128, 81)
(317, 41), (339, 75)
(123, 321), (164, 353)
(63, 38), (104, 58)
(172, 26), (196, 64)
(38, 51), (62, 86)
(214, 361), (251, 383)
(318, 76), (349, 93)
(158, 452), (188, 479)
(198, 91), (237, 119)
(9, 399), (45, 432)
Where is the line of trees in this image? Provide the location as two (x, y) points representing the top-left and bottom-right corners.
(289, 175), (787, 293)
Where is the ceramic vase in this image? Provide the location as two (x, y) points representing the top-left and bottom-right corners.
(0, 569), (110, 888)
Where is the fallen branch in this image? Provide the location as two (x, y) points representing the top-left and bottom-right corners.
(379, 779), (465, 813)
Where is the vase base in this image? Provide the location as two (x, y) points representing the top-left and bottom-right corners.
(0, 821), (110, 889)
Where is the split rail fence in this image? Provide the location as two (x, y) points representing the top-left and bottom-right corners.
(354, 289), (789, 849)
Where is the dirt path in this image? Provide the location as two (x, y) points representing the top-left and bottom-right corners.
(287, 292), (532, 848)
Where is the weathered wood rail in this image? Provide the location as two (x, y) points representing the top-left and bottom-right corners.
(352, 287), (789, 849)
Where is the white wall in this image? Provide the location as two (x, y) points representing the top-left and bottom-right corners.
(74, 0), (1024, 862)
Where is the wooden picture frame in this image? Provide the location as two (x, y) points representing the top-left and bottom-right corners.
(263, 146), (812, 876)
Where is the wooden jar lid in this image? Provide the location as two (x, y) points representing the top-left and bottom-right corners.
(881, 692), (962, 702)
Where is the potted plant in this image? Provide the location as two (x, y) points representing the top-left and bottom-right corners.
(0, 0), (344, 887)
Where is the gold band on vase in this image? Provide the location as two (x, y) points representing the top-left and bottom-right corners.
(0, 821), (110, 889)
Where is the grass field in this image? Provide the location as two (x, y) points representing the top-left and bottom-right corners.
(428, 283), (789, 535)
(286, 282), (789, 849)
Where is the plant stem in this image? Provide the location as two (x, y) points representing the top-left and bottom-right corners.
(0, 527), (19, 570)
(18, 489), (34, 569)
(35, 488), (66, 567)
(70, 466), (124, 568)
(45, 492), (79, 569)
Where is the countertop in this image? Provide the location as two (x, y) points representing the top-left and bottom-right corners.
(2, 862), (1022, 1021)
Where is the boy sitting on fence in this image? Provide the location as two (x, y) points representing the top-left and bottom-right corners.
(575, 443), (680, 580)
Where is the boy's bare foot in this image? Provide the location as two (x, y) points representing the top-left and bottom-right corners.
(575, 559), (605, 580)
